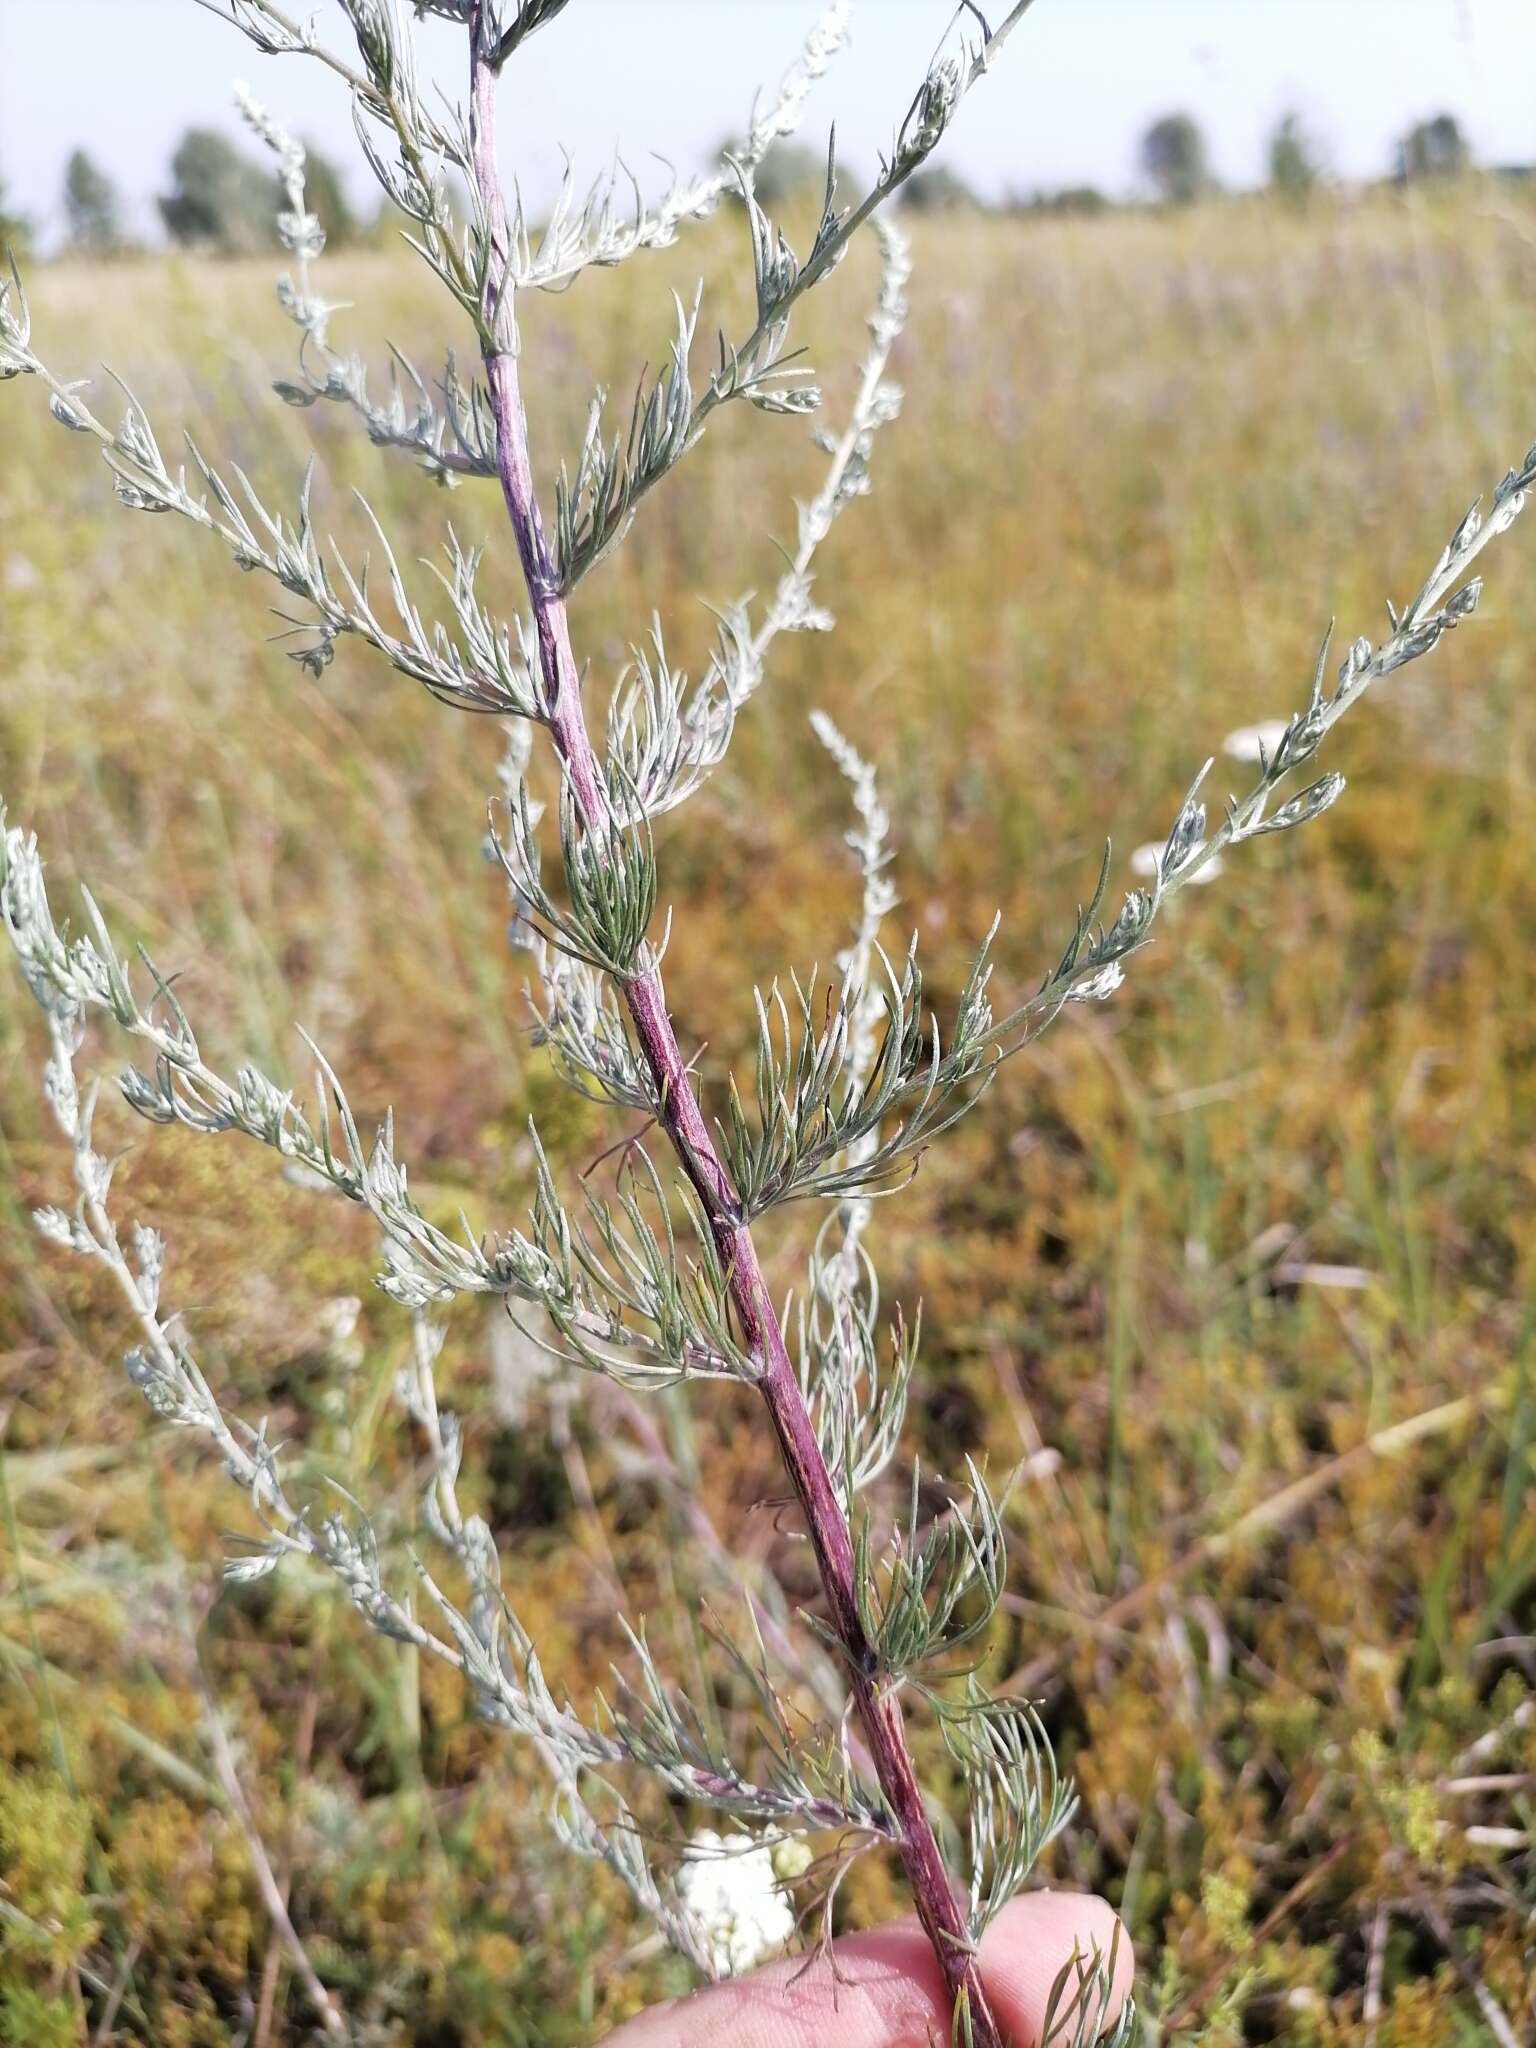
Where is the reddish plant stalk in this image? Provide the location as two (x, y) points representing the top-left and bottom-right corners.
(465, 18), (1004, 2042)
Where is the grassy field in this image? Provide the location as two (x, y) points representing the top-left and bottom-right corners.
(1, 183), (1535, 2044)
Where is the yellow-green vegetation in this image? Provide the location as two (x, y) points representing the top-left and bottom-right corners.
(2, 184), (1535, 2042)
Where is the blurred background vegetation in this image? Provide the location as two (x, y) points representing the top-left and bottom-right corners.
(1, 104), (1534, 2048)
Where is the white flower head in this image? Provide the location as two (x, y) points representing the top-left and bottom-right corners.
(1066, 961), (1125, 1003)
(1129, 843), (1224, 885)
(1221, 718), (1289, 764)
(678, 1829), (797, 1977)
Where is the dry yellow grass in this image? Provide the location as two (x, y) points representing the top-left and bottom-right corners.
(1, 184), (1535, 2043)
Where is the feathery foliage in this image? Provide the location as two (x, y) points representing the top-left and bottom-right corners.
(1, 2), (1533, 2041)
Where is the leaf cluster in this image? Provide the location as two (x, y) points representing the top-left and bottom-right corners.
(853, 1462), (1006, 1675)
(715, 934), (999, 1218)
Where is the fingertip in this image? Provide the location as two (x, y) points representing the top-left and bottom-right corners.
(600, 1894), (1132, 2048)
(978, 1891), (1133, 2045)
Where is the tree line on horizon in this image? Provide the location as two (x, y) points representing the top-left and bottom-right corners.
(0, 130), (364, 260)
(0, 106), (1519, 262)
(805, 106), (1505, 217)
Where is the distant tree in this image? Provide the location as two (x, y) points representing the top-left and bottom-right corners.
(1054, 185), (1108, 216)
(63, 150), (125, 255)
(1268, 112), (1323, 205)
(728, 138), (826, 209)
(898, 165), (982, 214)
(1398, 112), (1472, 183)
(1014, 184), (1109, 218)
(296, 141), (357, 248)
(158, 128), (274, 254)
(0, 159), (30, 258)
(1140, 112), (1213, 206)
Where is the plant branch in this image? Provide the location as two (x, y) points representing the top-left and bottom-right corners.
(199, 1700), (349, 2041)
(464, 12), (1002, 2038)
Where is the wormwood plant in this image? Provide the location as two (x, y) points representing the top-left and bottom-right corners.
(1, 3), (1533, 2041)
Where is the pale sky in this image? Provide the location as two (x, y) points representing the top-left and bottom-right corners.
(2, 0), (1534, 241)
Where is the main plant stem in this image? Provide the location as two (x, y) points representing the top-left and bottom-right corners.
(465, 20), (1002, 2043)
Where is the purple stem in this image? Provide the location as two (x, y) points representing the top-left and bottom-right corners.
(466, 20), (1004, 2043)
